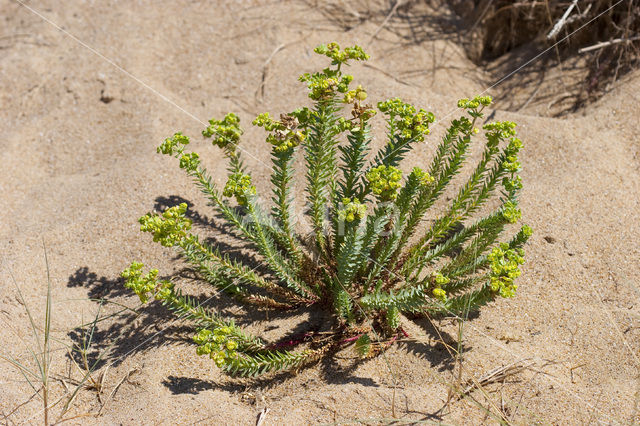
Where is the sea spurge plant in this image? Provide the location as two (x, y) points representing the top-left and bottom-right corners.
(253, 112), (306, 152)
(411, 167), (435, 187)
(366, 165), (403, 201)
(378, 98), (435, 142)
(223, 172), (255, 206)
(193, 327), (239, 367)
(488, 244), (525, 298)
(139, 203), (192, 247)
(315, 42), (369, 64)
(122, 262), (173, 303)
(122, 42), (531, 377)
(431, 272), (450, 302)
(338, 198), (367, 223)
(343, 84), (368, 104)
(202, 112), (242, 150)
(158, 132), (190, 155)
(502, 201), (522, 224)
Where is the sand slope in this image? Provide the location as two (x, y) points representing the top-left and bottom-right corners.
(1, 1), (638, 424)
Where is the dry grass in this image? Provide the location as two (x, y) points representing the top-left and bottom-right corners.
(307, 0), (638, 113)
(448, 0), (640, 110)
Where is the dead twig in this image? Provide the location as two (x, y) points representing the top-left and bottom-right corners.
(97, 367), (140, 416)
(569, 362), (587, 384)
(3, 387), (43, 420)
(363, 63), (414, 87)
(256, 407), (270, 426)
(547, 0), (578, 39)
(458, 358), (535, 398)
(564, 4), (592, 27)
(579, 36), (640, 54)
(368, 0), (403, 45)
(255, 43), (286, 103)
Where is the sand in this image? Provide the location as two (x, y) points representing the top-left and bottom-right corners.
(1, 0), (638, 424)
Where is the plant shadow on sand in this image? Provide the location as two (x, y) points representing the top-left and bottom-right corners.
(65, 196), (467, 398)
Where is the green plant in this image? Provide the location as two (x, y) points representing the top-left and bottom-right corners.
(122, 42), (531, 377)
(1, 248), (115, 424)
(2, 250), (54, 425)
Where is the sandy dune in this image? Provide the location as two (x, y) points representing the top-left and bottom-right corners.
(1, 1), (638, 424)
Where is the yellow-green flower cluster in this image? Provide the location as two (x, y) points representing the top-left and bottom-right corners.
(158, 132), (189, 156)
(366, 165), (402, 201)
(139, 203), (192, 248)
(483, 121), (522, 172)
(488, 244), (525, 298)
(431, 272), (450, 301)
(457, 95), (493, 109)
(503, 175), (522, 193)
(193, 327), (239, 368)
(410, 167), (435, 187)
(314, 42), (369, 65)
(506, 137), (523, 173)
(504, 155), (521, 173)
(299, 70), (353, 100)
(290, 107), (311, 124)
(432, 287), (446, 301)
(508, 137), (523, 152)
(343, 84), (367, 104)
(179, 152), (200, 172)
(253, 112), (306, 152)
(253, 112), (280, 131)
(336, 117), (354, 132)
(202, 113), (242, 149)
(121, 262), (173, 304)
(223, 172), (255, 206)
(502, 200), (521, 223)
(483, 121), (517, 140)
(432, 272), (450, 286)
(377, 98), (435, 142)
(338, 197), (367, 222)
(268, 131), (305, 152)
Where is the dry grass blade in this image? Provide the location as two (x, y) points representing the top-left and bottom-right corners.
(256, 407), (270, 426)
(255, 43), (286, 103)
(97, 367), (140, 416)
(0, 241), (54, 425)
(458, 358), (535, 399)
(61, 300), (113, 416)
(1, 386), (43, 420)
